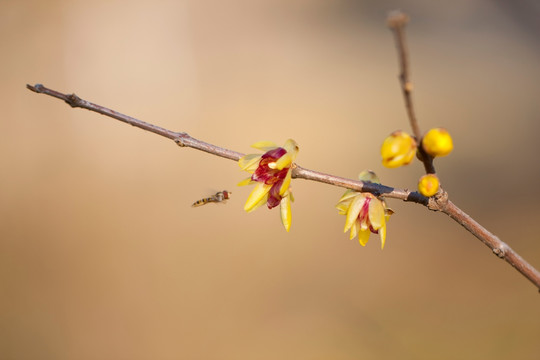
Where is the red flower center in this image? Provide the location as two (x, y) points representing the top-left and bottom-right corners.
(357, 197), (379, 234)
(251, 147), (290, 209)
(251, 147), (289, 185)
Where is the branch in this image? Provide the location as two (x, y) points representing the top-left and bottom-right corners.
(386, 11), (540, 290)
(26, 83), (540, 291)
(26, 84), (426, 204)
(442, 200), (540, 289)
(387, 11), (435, 174)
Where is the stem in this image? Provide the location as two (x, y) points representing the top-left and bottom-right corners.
(442, 200), (540, 288)
(26, 83), (426, 203)
(387, 11), (435, 175)
(26, 83), (540, 291)
(386, 11), (540, 290)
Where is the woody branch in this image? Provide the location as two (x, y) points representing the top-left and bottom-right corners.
(386, 11), (540, 290)
(25, 83), (425, 204)
(387, 11), (435, 175)
(25, 83), (540, 291)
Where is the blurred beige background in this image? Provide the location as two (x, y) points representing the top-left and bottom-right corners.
(2, 0), (540, 359)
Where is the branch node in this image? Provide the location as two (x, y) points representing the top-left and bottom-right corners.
(493, 247), (506, 258)
(174, 137), (186, 147)
(427, 189), (449, 212)
(404, 81), (414, 92)
(65, 93), (82, 108)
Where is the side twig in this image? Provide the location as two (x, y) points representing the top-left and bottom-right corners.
(26, 83), (540, 291)
(386, 11), (540, 291)
(387, 11), (435, 174)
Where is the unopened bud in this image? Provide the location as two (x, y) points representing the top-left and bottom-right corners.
(358, 170), (380, 184)
(381, 131), (417, 168)
(422, 128), (453, 157)
(418, 174), (440, 197)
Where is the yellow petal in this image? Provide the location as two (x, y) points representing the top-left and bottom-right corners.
(244, 183), (271, 212)
(379, 222), (387, 249)
(360, 219), (369, 231)
(344, 194), (366, 233)
(283, 139), (299, 160)
(272, 139), (299, 170)
(247, 192), (269, 213)
(279, 168), (293, 196)
(349, 221), (358, 240)
(338, 189), (359, 203)
(238, 154), (261, 172)
(336, 202), (350, 215)
(251, 141), (278, 151)
(280, 195), (292, 232)
(368, 198), (385, 230)
(237, 177), (253, 186)
(274, 152), (292, 170)
(358, 228), (370, 246)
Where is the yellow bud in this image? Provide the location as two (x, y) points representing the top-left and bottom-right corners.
(418, 174), (440, 197)
(381, 131), (417, 168)
(358, 170), (380, 184)
(422, 128), (453, 157)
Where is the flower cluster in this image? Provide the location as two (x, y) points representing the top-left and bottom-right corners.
(238, 139), (299, 232)
(380, 127), (454, 197)
(237, 143), (393, 248)
(336, 171), (393, 249)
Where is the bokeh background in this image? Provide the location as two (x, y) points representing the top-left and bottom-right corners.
(2, 0), (540, 359)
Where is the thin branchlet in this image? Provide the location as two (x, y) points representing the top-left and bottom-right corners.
(26, 83), (427, 205)
(387, 11), (435, 175)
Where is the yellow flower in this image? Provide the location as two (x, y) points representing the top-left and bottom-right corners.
(336, 171), (393, 249)
(422, 128), (453, 157)
(418, 174), (440, 197)
(238, 139), (299, 232)
(381, 131), (417, 168)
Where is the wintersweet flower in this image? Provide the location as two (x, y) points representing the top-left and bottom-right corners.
(238, 139), (299, 232)
(418, 174), (440, 197)
(381, 130), (417, 168)
(336, 171), (393, 249)
(422, 128), (453, 157)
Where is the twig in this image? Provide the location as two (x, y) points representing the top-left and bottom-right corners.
(443, 200), (540, 287)
(386, 11), (540, 290)
(25, 84), (425, 204)
(26, 83), (540, 291)
(387, 11), (435, 174)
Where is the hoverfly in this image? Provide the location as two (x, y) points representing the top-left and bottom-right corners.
(191, 190), (231, 207)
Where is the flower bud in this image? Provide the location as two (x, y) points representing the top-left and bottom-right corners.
(422, 128), (453, 157)
(418, 174), (440, 197)
(358, 170), (380, 184)
(381, 131), (417, 168)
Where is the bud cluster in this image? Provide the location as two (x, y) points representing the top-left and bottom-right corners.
(380, 127), (454, 197)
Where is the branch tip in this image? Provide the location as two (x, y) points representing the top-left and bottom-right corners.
(26, 83), (44, 93)
(387, 11), (409, 29)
